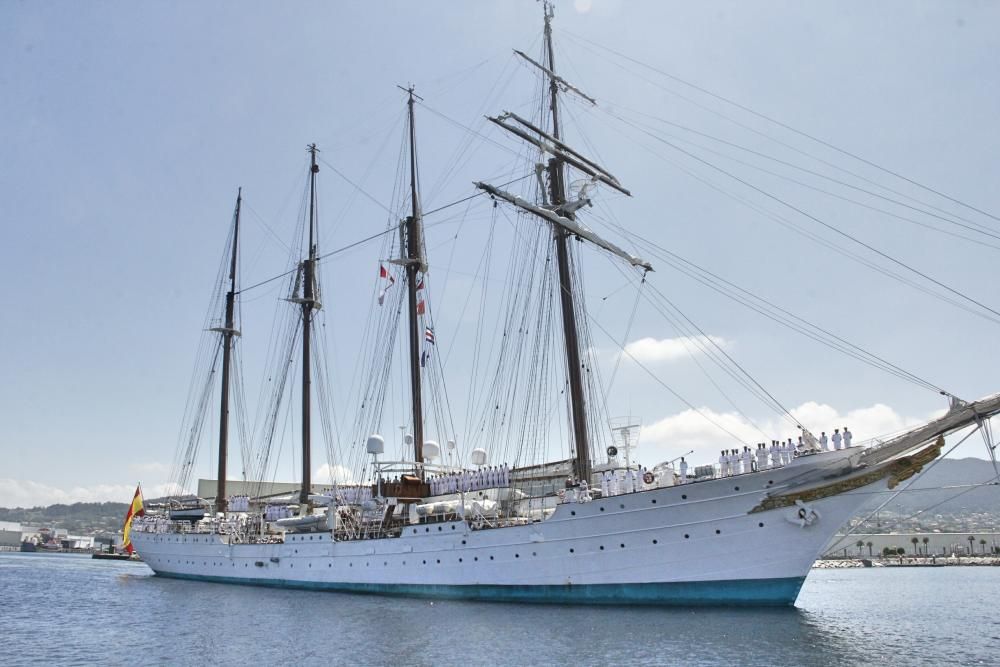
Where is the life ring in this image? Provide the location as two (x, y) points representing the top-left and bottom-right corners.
(643, 472), (655, 485)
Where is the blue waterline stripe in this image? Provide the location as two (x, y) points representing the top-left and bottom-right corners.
(154, 572), (805, 607)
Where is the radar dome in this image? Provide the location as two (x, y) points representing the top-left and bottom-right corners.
(424, 440), (440, 460)
(366, 434), (385, 455)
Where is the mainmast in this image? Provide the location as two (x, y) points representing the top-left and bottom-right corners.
(543, 3), (591, 484)
(300, 145), (321, 505)
(403, 86), (427, 477)
(214, 189), (242, 515)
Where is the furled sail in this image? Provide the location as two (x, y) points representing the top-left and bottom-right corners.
(474, 181), (652, 271)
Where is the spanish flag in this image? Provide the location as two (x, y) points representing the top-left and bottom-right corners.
(122, 485), (145, 554)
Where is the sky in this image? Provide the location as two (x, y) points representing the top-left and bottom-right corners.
(1, 1), (998, 507)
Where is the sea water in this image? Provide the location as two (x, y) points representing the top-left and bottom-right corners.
(1, 553), (996, 666)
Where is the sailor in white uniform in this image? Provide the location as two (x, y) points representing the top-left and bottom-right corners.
(755, 444), (767, 471)
(740, 447), (751, 474)
(679, 457), (688, 484)
(719, 450), (728, 477)
(843, 427), (853, 448)
(819, 431), (829, 451)
(832, 428), (843, 450)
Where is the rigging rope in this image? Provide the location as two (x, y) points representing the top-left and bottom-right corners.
(562, 29), (1000, 226)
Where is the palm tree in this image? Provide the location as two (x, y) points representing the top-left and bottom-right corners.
(980, 539), (987, 555)
(866, 541), (874, 557)
(911, 536), (919, 556)
(856, 539), (864, 556)
(922, 536), (929, 555)
(968, 535), (975, 555)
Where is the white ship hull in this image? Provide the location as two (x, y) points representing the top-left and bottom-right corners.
(132, 451), (891, 606)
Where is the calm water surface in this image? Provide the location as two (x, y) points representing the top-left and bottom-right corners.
(1, 553), (997, 666)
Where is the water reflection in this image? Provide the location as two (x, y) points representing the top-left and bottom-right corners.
(4, 554), (998, 667)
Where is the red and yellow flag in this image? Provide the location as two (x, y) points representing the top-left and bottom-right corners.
(122, 485), (145, 554)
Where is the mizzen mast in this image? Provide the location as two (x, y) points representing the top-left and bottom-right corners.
(213, 189), (242, 515)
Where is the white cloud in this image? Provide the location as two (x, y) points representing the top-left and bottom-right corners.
(632, 402), (933, 470)
(622, 335), (729, 364)
(0, 479), (180, 509)
(314, 464), (356, 485)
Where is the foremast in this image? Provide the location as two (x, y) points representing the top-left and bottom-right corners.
(402, 86), (427, 477)
(542, 3), (591, 484)
(212, 189), (242, 515)
(475, 2), (651, 483)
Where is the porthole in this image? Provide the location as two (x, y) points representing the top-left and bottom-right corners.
(715, 529), (721, 535)
(422, 560), (427, 565)
(734, 486), (740, 491)
(436, 559), (441, 564)
(682, 494), (687, 500)
(569, 548), (575, 553)
(462, 540), (466, 545)
(490, 556), (494, 560)
(620, 504), (625, 509)
(651, 499), (657, 505)
(458, 558), (463, 563)
(571, 511), (576, 516)
(532, 552), (537, 557)
(451, 526), (456, 530)
(599, 507), (605, 512)
(515, 554), (520, 558)
(620, 544), (625, 549)
(652, 539), (658, 545)
(599, 545), (605, 551)
(758, 522), (764, 528)
(684, 534), (690, 539)
(438, 526), (442, 532)
(474, 557), (479, 561)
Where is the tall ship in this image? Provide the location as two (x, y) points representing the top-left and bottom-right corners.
(130, 4), (1000, 605)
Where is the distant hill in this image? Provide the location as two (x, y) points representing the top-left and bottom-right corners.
(880, 456), (999, 515)
(0, 502), (129, 534)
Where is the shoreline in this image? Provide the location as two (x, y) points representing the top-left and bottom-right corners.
(814, 556), (1000, 568)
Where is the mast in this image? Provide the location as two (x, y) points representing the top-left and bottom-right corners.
(300, 145), (320, 505)
(215, 189), (241, 515)
(404, 86), (426, 476)
(543, 2), (591, 484)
